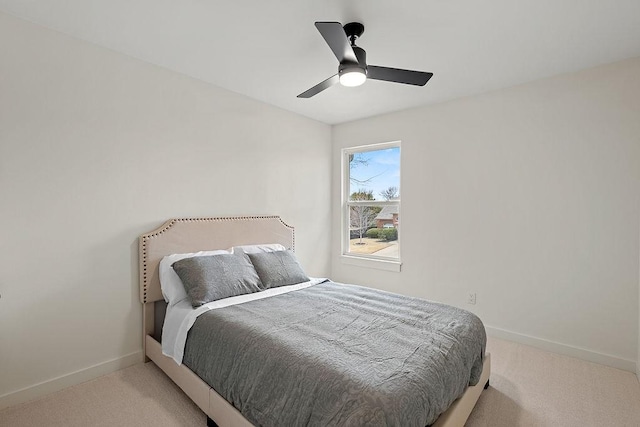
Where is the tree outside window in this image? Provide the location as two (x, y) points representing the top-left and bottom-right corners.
(349, 190), (381, 244)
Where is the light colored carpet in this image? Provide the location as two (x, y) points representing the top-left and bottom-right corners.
(0, 360), (205, 427)
(1, 337), (639, 426)
(467, 338), (640, 426)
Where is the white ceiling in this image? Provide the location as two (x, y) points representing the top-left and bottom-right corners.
(2, 0), (639, 124)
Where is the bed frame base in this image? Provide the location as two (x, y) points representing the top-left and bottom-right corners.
(431, 352), (491, 427)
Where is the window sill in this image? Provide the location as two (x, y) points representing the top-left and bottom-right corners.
(340, 255), (402, 272)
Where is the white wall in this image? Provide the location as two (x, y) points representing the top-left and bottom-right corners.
(0, 12), (331, 405)
(332, 58), (640, 371)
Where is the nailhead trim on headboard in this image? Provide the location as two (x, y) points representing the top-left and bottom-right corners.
(140, 216), (294, 304)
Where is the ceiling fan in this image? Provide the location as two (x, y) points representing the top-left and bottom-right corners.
(298, 21), (433, 98)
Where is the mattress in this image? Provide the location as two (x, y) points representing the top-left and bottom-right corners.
(181, 281), (486, 426)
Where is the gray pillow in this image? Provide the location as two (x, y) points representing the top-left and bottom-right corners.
(172, 253), (262, 307)
(247, 250), (310, 290)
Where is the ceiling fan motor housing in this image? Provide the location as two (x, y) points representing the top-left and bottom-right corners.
(339, 46), (367, 76)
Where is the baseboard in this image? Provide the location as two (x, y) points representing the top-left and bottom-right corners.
(485, 325), (637, 373)
(0, 350), (143, 411)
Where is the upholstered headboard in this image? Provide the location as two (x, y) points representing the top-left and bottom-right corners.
(138, 216), (294, 305)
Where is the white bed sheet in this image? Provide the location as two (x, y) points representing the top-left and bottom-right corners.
(162, 278), (327, 365)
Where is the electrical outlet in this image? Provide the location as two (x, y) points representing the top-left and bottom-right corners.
(467, 292), (476, 305)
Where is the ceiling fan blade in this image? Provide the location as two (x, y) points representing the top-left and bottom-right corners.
(314, 22), (358, 64)
(367, 66), (433, 86)
(297, 74), (340, 98)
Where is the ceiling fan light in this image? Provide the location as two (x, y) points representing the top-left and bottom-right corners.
(339, 68), (366, 87)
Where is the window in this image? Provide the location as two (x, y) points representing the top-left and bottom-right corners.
(342, 142), (400, 267)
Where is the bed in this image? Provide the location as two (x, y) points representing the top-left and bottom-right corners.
(139, 216), (490, 427)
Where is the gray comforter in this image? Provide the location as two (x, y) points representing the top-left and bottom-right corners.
(182, 281), (486, 427)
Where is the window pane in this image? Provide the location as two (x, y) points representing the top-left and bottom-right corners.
(348, 203), (399, 258)
(344, 143), (400, 262)
(348, 147), (400, 201)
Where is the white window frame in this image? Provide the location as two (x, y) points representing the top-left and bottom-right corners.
(341, 141), (402, 272)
